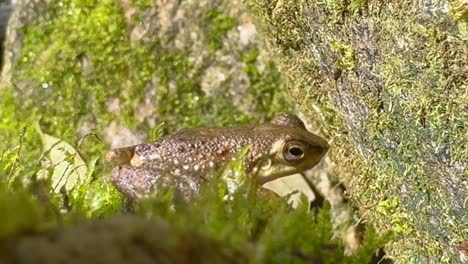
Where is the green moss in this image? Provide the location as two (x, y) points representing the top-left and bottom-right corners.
(0, 186), (54, 238)
(242, 47), (293, 116)
(14, 0), (152, 140)
(204, 9), (236, 50)
(317, 0), (346, 17)
(0, 91), (41, 186)
(330, 41), (356, 70)
(348, 0), (367, 13)
(131, 0), (153, 10)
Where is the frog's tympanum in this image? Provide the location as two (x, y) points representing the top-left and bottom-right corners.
(107, 113), (329, 200)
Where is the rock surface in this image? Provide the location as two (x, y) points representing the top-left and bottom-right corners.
(248, 0), (467, 263)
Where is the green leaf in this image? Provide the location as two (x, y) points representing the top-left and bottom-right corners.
(36, 122), (87, 193)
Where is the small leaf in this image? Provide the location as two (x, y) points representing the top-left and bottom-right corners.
(36, 122), (87, 193)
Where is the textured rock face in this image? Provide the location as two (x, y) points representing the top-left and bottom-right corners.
(248, 0), (467, 263)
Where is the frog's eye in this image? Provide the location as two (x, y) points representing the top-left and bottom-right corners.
(283, 141), (305, 162)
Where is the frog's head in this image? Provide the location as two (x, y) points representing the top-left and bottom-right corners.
(254, 113), (329, 185)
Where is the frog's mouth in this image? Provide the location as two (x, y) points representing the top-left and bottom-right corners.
(255, 138), (329, 185)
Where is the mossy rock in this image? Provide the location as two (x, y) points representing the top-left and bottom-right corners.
(0, 0), (389, 263)
(1, 0), (291, 151)
(247, 0), (467, 263)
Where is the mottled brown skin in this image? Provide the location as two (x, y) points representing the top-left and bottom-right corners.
(108, 113), (329, 200)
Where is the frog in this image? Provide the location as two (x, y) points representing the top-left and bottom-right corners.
(106, 113), (329, 200)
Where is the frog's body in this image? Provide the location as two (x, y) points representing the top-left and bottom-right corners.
(107, 113), (329, 199)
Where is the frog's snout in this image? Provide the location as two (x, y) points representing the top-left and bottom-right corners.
(105, 146), (137, 166)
